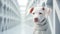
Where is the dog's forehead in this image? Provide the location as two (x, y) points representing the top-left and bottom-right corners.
(33, 7), (45, 13)
(34, 6), (42, 10)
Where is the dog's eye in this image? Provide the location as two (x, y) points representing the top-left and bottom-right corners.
(39, 13), (42, 14)
(33, 13), (35, 15)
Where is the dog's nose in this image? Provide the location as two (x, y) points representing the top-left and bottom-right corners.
(34, 18), (38, 22)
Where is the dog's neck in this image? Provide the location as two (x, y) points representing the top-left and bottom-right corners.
(34, 17), (47, 24)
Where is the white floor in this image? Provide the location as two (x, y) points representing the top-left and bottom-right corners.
(2, 23), (33, 34)
(2, 24), (21, 34)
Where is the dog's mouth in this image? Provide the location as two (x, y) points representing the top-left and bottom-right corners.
(34, 18), (38, 22)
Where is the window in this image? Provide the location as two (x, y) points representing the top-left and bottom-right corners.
(0, 17), (2, 25)
(3, 5), (6, 10)
(3, 5), (6, 15)
(56, 0), (60, 9)
(4, 18), (6, 25)
(0, 1), (2, 14)
(0, 0), (2, 8)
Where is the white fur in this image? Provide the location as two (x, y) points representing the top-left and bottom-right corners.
(29, 6), (51, 34)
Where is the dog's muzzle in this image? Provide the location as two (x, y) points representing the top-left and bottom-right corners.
(34, 18), (38, 22)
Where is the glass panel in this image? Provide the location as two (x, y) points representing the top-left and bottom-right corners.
(55, 11), (60, 34)
(4, 18), (6, 25)
(56, 0), (60, 9)
(0, 0), (2, 8)
(46, 0), (53, 8)
(0, 17), (2, 25)
(3, 5), (6, 15)
(0, 0), (2, 14)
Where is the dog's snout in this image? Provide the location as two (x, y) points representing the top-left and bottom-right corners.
(34, 18), (38, 22)
(35, 18), (38, 20)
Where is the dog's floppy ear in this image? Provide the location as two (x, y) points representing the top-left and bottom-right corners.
(29, 7), (34, 13)
(45, 8), (52, 16)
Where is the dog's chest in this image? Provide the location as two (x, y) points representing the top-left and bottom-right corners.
(35, 18), (48, 31)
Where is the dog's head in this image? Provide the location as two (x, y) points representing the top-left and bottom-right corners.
(29, 6), (51, 23)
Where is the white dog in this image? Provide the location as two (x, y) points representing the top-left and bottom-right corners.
(29, 6), (51, 34)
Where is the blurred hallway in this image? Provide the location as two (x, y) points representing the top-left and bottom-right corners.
(0, 0), (60, 34)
